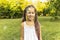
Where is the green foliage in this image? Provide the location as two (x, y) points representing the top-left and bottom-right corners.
(0, 1), (23, 19)
(50, 0), (60, 16)
(0, 0), (60, 19)
(43, 8), (51, 16)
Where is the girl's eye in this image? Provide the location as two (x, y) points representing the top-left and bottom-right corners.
(27, 11), (31, 14)
(32, 12), (35, 14)
(27, 12), (35, 14)
(28, 12), (31, 14)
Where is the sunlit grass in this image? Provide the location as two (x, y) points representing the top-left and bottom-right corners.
(0, 17), (60, 40)
(0, 19), (21, 40)
(38, 16), (60, 40)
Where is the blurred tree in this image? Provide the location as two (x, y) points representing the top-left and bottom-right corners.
(49, 0), (60, 20)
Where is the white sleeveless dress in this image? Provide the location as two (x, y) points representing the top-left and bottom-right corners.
(24, 22), (38, 40)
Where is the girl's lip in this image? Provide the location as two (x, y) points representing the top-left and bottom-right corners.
(29, 16), (32, 18)
(29, 15), (32, 17)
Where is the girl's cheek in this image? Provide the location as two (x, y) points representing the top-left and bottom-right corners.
(32, 14), (35, 19)
(26, 14), (29, 17)
(32, 14), (35, 17)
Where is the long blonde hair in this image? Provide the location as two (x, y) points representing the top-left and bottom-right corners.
(22, 5), (40, 40)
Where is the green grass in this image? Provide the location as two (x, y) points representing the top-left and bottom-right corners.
(38, 16), (60, 40)
(0, 19), (21, 40)
(0, 16), (60, 40)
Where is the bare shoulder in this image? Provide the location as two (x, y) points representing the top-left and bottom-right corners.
(21, 22), (25, 29)
(21, 22), (24, 27)
(21, 22), (24, 31)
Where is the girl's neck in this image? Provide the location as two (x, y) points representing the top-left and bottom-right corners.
(26, 20), (34, 26)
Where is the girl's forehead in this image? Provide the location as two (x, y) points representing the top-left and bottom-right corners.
(27, 7), (35, 12)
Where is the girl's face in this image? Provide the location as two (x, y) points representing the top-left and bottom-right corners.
(26, 7), (35, 21)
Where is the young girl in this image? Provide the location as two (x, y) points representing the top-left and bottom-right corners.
(20, 5), (42, 40)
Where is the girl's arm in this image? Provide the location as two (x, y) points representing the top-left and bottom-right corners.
(39, 23), (42, 40)
(40, 26), (42, 40)
(20, 23), (24, 40)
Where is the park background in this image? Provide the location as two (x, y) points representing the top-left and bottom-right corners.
(0, 0), (60, 40)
